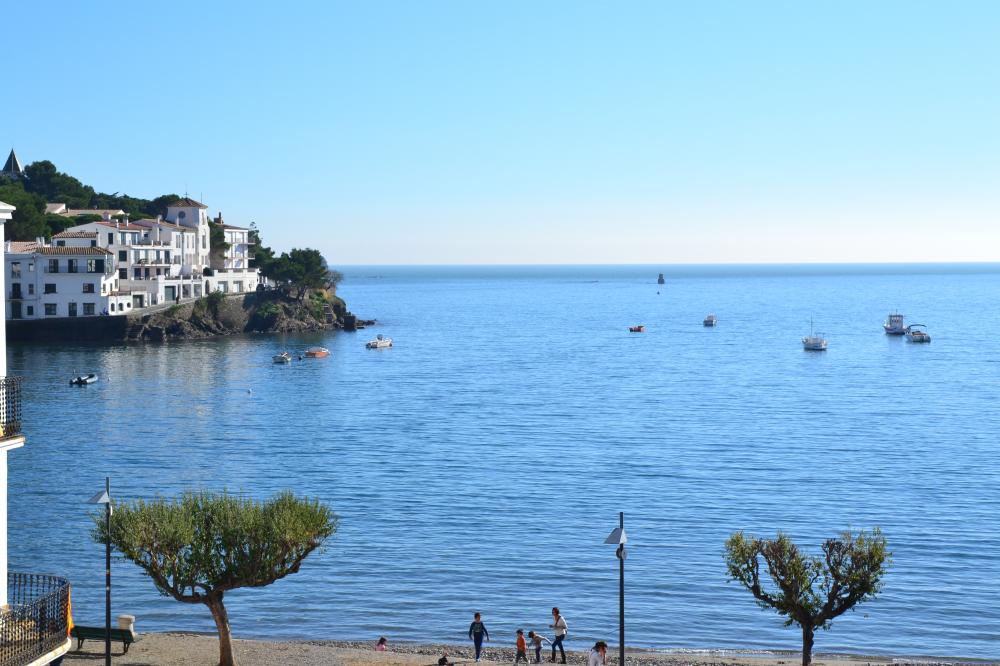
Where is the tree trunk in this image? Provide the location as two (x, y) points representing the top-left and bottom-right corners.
(801, 623), (815, 666)
(208, 594), (236, 666)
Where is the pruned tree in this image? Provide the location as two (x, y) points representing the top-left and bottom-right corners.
(724, 529), (889, 666)
(94, 491), (337, 666)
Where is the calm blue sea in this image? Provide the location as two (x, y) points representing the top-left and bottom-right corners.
(7, 264), (1000, 659)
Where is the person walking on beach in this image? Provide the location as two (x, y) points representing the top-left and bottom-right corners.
(549, 607), (568, 663)
(469, 612), (490, 662)
(587, 641), (608, 666)
(514, 629), (530, 665)
(527, 631), (550, 664)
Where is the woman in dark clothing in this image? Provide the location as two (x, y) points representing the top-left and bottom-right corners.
(468, 612), (490, 662)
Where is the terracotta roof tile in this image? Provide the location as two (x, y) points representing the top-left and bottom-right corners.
(168, 197), (208, 209)
(52, 231), (98, 239)
(31, 246), (112, 256)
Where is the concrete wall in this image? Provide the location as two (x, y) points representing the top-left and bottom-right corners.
(6, 312), (132, 343)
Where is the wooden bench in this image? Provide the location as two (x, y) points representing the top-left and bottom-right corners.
(71, 625), (138, 653)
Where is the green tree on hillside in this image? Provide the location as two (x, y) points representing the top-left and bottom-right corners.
(724, 529), (890, 666)
(22, 160), (95, 207)
(0, 182), (48, 240)
(268, 248), (333, 299)
(95, 491), (337, 666)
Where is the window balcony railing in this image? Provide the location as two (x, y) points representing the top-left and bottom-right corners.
(0, 376), (23, 441)
(1, 572), (71, 666)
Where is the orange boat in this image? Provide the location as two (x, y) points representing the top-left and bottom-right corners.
(304, 346), (330, 358)
(628, 325), (645, 333)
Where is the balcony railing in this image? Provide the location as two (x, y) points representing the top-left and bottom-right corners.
(1, 573), (71, 666)
(0, 377), (23, 440)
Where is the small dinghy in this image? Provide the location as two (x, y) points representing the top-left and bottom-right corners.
(366, 334), (393, 349)
(273, 352), (292, 364)
(703, 314), (717, 327)
(70, 373), (98, 386)
(304, 346), (330, 358)
(628, 325), (645, 333)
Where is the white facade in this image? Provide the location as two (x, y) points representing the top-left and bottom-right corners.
(5, 242), (128, 319)
(0, 201), (15, 608)
(209, 221), (259, 295)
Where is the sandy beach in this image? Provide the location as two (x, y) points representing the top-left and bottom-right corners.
(61, 634), (997, 666)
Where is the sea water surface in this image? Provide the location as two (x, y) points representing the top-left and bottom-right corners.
(7, 264), (1000, 659)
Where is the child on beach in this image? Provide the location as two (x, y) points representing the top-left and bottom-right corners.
(375, 636), (388, 651)
(514, 629), (529, 665)
(527, 631), (550, 664)
(438, 651), (454, 666)
(468, 612), (490, 663)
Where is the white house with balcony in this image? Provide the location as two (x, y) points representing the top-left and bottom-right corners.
(0, 199), (73, 665)
(5, 241), (127, 319)
(209, 216), (259, 295)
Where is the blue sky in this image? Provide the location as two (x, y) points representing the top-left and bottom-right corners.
(3, 1), (998, 264)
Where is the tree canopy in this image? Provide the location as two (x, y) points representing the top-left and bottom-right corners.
(262, 247), (337, 298)
(95, 491), (337, 666)
(0, 158), (179, 240)
(724, 529), (889, 666)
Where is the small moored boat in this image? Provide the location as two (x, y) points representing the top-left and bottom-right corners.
(802, 319), (827, 351)
(366, 334), (393, 349)
(657, 273), (665, 285)
(304, 347), (331, 358)
(905, 325), (931, 343)
(703, 314), (717, 327)
(883, 312), (907, 335)
(629, 325), (645, 333)
(70, 373), (98, 386)
(273, 352), (292, 363)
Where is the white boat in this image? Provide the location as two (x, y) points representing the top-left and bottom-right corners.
(703, 314), (717, 327)
(272, 352), (292, 363)
(70, 373), (98, 386)
(802, 319), (827, 351)
(366, 334), (393, 349)
(905, 325), (931, 343)
(883, 312), (906, 335)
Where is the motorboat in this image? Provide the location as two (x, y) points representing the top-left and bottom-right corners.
(905, 325), (931, 343)
(629, 325), (645, 333)
(366, 334), (393, 349)
(883, 312), (907, 335)
(304, 347), (331, 358)
(272, 352), (292, 363)
(70, 373), (98, 386)
(802, 319), (827, 351)
(657, 273), (665, 285)
(703, 314), (717, 327)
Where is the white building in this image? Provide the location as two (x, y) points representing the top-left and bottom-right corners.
(5, 240), (128, 319)
(210, 215), (259, 295)
(0, 199), (73, 664)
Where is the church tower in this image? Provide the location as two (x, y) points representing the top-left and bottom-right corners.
(0, 149), (23, 180)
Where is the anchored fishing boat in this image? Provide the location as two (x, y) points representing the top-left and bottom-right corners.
(883, 312), (907, 335)
(629, 325), (645, 333)
(273, 352), (292, 363)
(304, 347), (330, 358)
(366, 334), (392, 349)
(70, 373), (98, 386)
(802, 319), (827, 351)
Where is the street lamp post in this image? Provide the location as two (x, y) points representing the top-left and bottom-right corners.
(604, 512), (627, 666)
(88, 477), (113, 666)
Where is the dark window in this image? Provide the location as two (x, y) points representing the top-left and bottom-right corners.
(108, 232), (114, 245)
(28, 283), (34, 295)
(44, 283), (56, 294)
(119, 268), (126, 279)
(56, 240), (66, 247)
(44, 303), (57, 316)
(118, 250), (127, 262)
(10, 283), (22, 299)
(87, 259), (105, 273)
(68, 302), (78, 317)
(26, 305), (34, 316)
(83, 283), (95, 294)
(10, 262), (20, 277)
(83, 303), (95, 316)
(48, 259), (59, 273)
(68, 259), (78, 273)
(90, 240), (97, 247)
